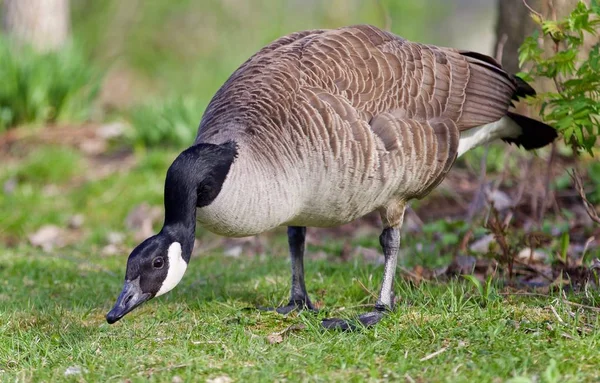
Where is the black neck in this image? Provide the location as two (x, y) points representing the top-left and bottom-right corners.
(162, 141), (238, 260)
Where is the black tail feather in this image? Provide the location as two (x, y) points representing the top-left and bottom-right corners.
(502, 112), (558, 150)
(512, 76), (536, 99)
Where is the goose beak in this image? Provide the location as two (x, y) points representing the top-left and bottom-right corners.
(106, 278), (151, 324)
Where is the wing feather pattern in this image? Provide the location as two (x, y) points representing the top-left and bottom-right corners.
(195, 24), (521, 217)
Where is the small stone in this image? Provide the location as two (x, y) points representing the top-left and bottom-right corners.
(101, 244), (120, 256)
(107, 232), (125, 245)
(207, 376), (232, 383)
(68, 214), (85, 229)
(98, 122), (127, 140)
(224, 245), (242, 258)
(64, 365), (86, 377)
(517, 248), (547, 263)
(80, 138), (106, 155)
(487, 189), (513, 211)
(469, 234), (496, 254)
(172, 376), (184, 383)
(29, 225), (64, 252)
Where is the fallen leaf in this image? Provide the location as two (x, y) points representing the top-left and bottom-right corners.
(266, 332), (283, 344)
(29, 225), (65, 251)
(266, 324), (306, 344)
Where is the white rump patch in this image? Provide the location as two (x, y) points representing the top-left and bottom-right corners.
(156, 242), (187, 297)
(457, 116), (521, 157)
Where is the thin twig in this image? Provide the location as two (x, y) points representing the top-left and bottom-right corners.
(511, 258), (554, 282)
(569, 169), (600, 224)
(494, 145), (516, 190)
(538, 142), (557, 225)
(549, 305), (565, 323)
(582, 236), (596, 261)
(495, 33), (508, 64)
(467, 146), (489, 222)
(420, 347), (448, 362)
(513, 157), (534, 208)
(355, 279), (378, 300)
(522, 0), (543, 19)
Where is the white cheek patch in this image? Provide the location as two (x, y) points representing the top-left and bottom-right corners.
(156, 242), (188, 297)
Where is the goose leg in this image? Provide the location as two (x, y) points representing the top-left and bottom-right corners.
(322, 203), (405, 330)
(263, 226), (315, 314)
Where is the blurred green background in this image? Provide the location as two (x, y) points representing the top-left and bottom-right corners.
(70, 0), (493, 110)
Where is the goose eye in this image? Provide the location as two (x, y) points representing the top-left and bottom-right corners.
(152, 257), (164, 269)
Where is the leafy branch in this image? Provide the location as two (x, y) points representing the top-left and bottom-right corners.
(518, 0), (600, 155)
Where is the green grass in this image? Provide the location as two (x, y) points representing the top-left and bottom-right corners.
(1, 245), (599, 382)
(0, 145), (175, 241)
(128, 97), (204, 148)
(7, 146), (83, 185)
(0, 38), (101, 130)
(2, 143), (600, 381)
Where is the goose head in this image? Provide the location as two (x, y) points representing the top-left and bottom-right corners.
(106, 141), (237, 323)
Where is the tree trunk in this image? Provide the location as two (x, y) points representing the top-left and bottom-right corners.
(494, 0), (542, 73)
(2, 0), (70, 52)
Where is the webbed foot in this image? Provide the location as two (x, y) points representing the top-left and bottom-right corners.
(321, 305), (388, 331)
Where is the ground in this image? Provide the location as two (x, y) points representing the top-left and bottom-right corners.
(1, 125), (599, 382)
(2, 247), (600, 382)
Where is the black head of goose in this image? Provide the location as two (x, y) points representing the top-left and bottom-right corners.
(106, 25), (557, 328)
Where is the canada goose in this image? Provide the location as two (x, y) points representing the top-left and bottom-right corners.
(106, 25), (557, 329)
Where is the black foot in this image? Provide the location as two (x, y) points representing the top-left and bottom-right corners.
(321, 307), (388, 331)
(259, 299), (317, 315)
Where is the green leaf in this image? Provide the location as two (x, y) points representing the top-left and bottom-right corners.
(559, 232), (569, 263)
(463, 275), (483, 295)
